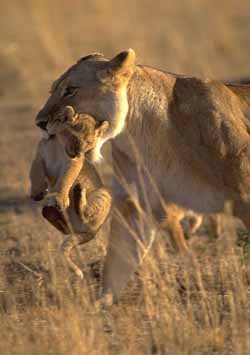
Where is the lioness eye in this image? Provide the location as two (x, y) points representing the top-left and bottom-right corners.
(62, 87), (77, 98)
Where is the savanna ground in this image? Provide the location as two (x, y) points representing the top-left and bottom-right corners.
(1, 1), (250, 354)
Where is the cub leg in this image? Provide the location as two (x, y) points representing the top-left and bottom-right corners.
(78, 187), (112, 234)
(50, 155), (84, 209)
(62, 186), (111, 279)
(60, 233), (94, 279)
(60, 185), (111, 278)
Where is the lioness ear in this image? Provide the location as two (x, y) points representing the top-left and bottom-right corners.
(109, 49), (135, 75)
(98, 49), (135, 80)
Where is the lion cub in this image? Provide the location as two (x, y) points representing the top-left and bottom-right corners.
(30, 109), (112, 278)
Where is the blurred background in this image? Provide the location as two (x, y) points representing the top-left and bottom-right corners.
(2, 0), (250, 197)
(1, 0), (250, 104)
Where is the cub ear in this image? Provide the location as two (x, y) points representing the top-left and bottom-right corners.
(98, 49), (136, 80)
(65, 106), (77, 123)
(96, 121), (109, 137)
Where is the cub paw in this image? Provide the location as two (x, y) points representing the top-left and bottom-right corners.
(55, 195), (70, 210)
(44, 193), (70, 210)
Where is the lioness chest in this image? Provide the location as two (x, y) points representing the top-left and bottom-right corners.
(41, 138), (67, 188)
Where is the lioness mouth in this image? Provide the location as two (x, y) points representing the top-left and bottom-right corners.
(42, 130), (51, 140)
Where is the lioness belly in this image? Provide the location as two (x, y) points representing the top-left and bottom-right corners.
(112, 140), (226, 216)
(135, 169), (225, 217)
(162, 169), (225, 214)
(143, 153), (226, 214)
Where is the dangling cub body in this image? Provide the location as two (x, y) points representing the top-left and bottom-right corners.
(30, 109), (112, 278)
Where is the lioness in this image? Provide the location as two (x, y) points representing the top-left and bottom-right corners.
(35, 49), (250, 304)
(30, 109), (112, 278)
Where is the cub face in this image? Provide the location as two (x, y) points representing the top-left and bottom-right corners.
(53, 108), (109, 158)
(67, 112), (109, 156)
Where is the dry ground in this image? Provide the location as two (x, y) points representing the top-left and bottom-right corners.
(1, 1), (250, 354)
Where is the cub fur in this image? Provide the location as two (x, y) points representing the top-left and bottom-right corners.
(30, 110), (112, 278)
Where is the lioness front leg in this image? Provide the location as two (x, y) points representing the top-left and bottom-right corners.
(30, 146), (47, 201)
(101, 195), (155, 305)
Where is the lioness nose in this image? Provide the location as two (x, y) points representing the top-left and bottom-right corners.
(36, 109), (49, 129)
(37, 121), (48, 130)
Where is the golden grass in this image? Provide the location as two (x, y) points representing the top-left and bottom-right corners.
(2, 1), (250, 354)
(1, 209), (250, 354)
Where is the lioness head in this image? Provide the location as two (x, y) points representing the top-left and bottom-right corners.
(36, 49), (136, 161)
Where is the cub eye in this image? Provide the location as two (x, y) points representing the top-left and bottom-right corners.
(62, 87), (77, 98)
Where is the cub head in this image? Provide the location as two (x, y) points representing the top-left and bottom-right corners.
(46, 106), (76, 135)
(36, 49), (136, 161)
(59, 111), (109, 158)
(70, 113), (109, 154)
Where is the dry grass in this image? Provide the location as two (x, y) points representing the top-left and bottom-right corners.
(1, 1), (250, 354)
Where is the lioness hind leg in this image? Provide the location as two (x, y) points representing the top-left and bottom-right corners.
(161, 204), (190, 254)
(181, 212), (203, 236)
(188, 214), (203, 234)
(60, 233), (94, 279)
(30, 147), (47, 201)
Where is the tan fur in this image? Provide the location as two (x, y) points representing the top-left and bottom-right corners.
(35, 49), (250, 304)
(30, 112), (112, 278)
